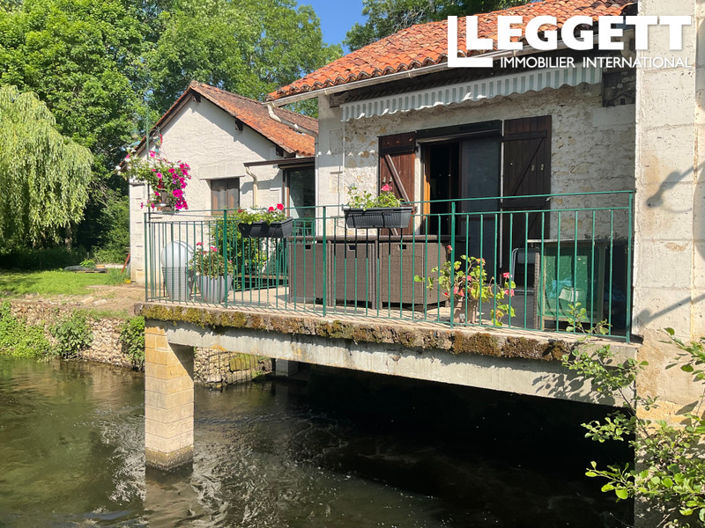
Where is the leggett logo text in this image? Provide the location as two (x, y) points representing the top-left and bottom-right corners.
(447, 15), (693, 69)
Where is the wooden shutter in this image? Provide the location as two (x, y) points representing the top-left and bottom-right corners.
(210, 179), (239, 211)
(501, 115), (551, 268)
(379, 132), (416, 234)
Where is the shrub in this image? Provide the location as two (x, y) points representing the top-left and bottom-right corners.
(0, 247), (88, 270)
(80, 258), (96, 269)
(0, 302), (52, 358)
(51, 311), (93, 358)
(119, 316), (144, 369)
(93, 247), (127, 264)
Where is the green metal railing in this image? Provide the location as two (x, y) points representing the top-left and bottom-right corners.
(144, 191), (634, 341)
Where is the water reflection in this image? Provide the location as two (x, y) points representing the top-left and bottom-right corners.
(0, 359), (632, 527)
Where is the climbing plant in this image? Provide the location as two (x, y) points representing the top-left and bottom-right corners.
(51, 311), (93, 358)
(0, 86), (93, 247)
(563, 327), (705, 527)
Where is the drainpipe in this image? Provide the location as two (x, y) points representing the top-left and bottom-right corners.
(244, 167), (259, 207)
(266, 103), (317, 137)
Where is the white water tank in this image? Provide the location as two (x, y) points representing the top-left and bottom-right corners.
(160, 241), (193, 302)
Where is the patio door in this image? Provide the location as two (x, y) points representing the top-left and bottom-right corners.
(379, 132), (416, 234)
(501, 115), (552, 275)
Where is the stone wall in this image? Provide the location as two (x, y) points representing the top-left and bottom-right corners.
(8, 300), (268, 387)
(9, 300), (131, 368)
(316, 82), (636, 240)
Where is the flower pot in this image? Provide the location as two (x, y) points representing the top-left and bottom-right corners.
(451, 296), (478, 324)
(268, 218), (293, 239)
(197, 275), (229, 304)
(238, 221), (269, 238)
(343, 206), (413, 229)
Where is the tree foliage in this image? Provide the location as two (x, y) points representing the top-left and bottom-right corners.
(145, 0), (341, 114)
(0, 85), (92, 246)
(344, 0), (528, 51)
(563, 324), (705, 527)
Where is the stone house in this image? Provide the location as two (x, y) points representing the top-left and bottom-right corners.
(129, 81), (317, 283)
(265, 0), (705, 422)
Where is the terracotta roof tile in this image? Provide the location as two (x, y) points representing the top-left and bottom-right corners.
(268, 0), (635, 101)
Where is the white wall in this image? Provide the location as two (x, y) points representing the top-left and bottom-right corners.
(130, 98), (286, 283)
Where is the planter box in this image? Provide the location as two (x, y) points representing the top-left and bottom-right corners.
(343, 207), (413, 229)
(268, 218), (294, 239)
(197, 275), (229, 304)
(238, 221), (268, 238)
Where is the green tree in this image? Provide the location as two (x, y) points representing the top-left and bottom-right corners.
(344, 0), (528, 51)
(0, 85), (92, 247)
(145, 0), (341, 114)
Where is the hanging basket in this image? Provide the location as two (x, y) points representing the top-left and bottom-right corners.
(268, 218), (294, 239)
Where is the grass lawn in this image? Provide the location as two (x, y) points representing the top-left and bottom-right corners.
(0, 269), (129, 297)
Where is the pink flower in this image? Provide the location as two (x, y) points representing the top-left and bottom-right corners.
(157, 172), (162, 179)
(381, 184), (392, 192)
(196, 242), (203, 246)
(446, 245), (452, 251)
(276, 203), (284, 211)
(268, 206), (274, 212)
(140, 202), (144, 209)
(125, 154), (131, 161)
(502, 272), (510, 279)
(210, 246), (217, 252)
(149, 151), (156, 158)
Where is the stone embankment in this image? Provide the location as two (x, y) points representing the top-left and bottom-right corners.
(8, 299), (269, 386)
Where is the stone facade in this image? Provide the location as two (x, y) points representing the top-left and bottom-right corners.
(316, 81), (635, 240)
(193, 347), (272, 388)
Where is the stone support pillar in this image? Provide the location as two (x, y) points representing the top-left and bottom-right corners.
(144, 324), (195, 470)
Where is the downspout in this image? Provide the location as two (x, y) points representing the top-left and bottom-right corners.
(244, 167), (259, 207)
(266, 103), (317, 137)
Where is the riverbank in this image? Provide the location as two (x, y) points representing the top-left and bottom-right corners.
(0, 273), (270, 386)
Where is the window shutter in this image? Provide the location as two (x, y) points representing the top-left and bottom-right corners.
(379, 132), (416, 234)
(501, 115), (552, 267)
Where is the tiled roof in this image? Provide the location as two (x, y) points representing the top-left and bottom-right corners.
(151, 81), (317, 156)
(268, 0), (635, 101)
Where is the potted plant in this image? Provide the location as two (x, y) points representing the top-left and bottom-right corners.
(190, 243), (231, 304)
(237, 204), (292, 239)
(343, 184), (413, 229)
(119, 143), (192, 212)
(414, 249), (516, 325)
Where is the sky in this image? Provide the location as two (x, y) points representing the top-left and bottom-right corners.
(303, 0), (366, 51)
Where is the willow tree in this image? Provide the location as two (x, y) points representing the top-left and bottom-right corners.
(0, 85), (92, 247)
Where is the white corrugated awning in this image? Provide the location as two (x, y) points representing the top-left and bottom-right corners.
(340, 65), (602, 122)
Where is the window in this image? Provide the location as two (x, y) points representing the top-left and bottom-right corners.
(210, 178), (239, 211)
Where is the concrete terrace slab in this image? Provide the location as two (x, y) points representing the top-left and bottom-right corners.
(136, 301), (639, 406)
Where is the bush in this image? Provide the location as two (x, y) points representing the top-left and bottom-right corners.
(0, 302), (52, 358)
(120, 316), (144, 369)
(0, 247), (88, 270)
(80, 258), (96, 269)
(51, 311), (93, 358)
(93, 247), (127, 264)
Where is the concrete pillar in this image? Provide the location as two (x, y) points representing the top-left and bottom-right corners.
(274, 359), (299, 377)
(144, 324), (195, 470)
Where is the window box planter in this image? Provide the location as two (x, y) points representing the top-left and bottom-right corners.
(343, 206), (413, 229)
(196, 274), (229, 304)
(238, 221), (268, 238)
(268, 218), (294, 239)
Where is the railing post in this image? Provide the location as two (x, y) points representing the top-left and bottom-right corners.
(626, 192), (633, 343)
(321, 206), (327, 316)
(449, 201), (456, 328)
(223, 208), (228, 308)
(144, 211), (148, 301)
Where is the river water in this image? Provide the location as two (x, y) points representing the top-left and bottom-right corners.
(0, 358), (632, 527)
